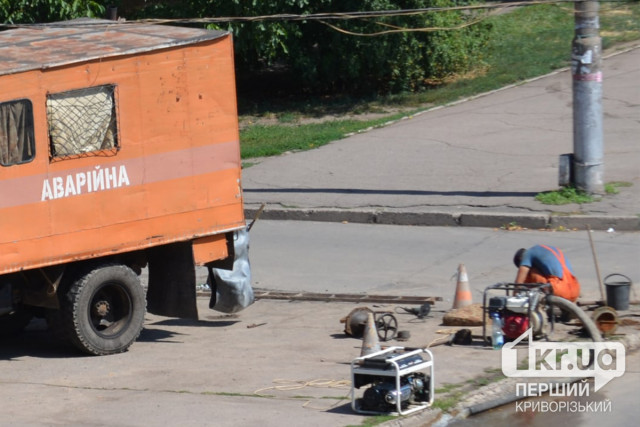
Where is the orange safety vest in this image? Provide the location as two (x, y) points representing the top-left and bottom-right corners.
(525, 245), (581, 302)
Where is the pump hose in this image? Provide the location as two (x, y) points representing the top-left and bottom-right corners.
(545, 294), (603, 342)
(458, 295), (603, 420)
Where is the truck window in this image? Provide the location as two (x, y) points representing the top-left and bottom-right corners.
(0, 99), (35, 167)
(47, 85), (119, 160)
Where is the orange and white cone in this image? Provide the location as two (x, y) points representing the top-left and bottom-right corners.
(360, 312), (381, 356)
(452, 263), (473, 309)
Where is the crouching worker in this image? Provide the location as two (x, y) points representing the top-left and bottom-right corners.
(513, 245), (581, 302)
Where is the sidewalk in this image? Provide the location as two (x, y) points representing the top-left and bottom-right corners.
(242, 46), (640, 231)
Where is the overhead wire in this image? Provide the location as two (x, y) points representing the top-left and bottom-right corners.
(316, 11), (499, 37)
(125, 0), (580, 26)
(1, 0), (632, 35)
(136, 0), (640, 37)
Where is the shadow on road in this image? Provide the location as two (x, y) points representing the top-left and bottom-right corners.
(1, 316), (240, 360)
(148, 318), (240, 328)
(0, 321), (80, 360)
(244, 188), (539, 198)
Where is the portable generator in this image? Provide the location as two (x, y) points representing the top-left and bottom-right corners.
(350, 347), (434, 415)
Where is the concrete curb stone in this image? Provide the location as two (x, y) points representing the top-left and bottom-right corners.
(548, 215), (640, 232)
(457, 212), (548, 229)
(245, 207), (640, 231)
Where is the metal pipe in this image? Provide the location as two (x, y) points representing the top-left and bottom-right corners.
(586, 225), (606, 302)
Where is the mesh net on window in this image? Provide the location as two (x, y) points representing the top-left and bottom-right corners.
(0, 99), (35, 166)
(47, 85), (119, 159)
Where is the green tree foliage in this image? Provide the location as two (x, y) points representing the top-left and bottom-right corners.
(133, 0), (492, 96)
(0, 0), (106, 23)
(2, 0), (492, 96)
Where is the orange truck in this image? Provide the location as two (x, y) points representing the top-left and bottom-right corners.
(0, 19), (253, 355)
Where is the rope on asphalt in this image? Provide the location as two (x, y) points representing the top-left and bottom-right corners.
(427, 335), (451, 348)
(254, 378), (352, 410)
(254, 378), (351, 396)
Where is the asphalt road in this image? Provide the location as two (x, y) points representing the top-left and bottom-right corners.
(4, 222), (638, 427)
(246, 220), (640, 303)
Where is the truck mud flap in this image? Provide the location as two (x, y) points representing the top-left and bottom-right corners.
(147, 241), (198, 319)
(208, 228), (254, 313)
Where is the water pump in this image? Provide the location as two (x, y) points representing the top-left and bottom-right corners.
(488, 292), (549, 339)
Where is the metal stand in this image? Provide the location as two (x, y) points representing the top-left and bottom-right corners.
(481, 282), (554, 346)
(350, 346), (434, 416)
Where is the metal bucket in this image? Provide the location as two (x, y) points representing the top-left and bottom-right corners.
(604, 274), (632, 311)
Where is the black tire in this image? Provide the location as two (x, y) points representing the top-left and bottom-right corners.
(57, 264), (146, 355)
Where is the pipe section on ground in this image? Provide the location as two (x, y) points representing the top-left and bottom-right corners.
(546, 295), (603, 342)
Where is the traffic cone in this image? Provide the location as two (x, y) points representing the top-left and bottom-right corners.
(360, 312), (381, 356)
(452, 263), (473, 309)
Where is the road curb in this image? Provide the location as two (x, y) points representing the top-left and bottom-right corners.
(245, 207), (640, 231)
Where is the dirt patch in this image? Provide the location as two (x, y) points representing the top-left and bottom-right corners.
(238, 106), (414, 129)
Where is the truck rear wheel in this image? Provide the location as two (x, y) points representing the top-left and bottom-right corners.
(56, 264), (146, 355)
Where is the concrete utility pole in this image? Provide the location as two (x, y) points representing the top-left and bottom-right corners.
(571, 0), (604, 194)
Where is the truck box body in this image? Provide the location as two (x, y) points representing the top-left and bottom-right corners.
(0, 21), (244, 272)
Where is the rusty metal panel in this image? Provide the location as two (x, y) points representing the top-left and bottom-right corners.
(192, 234), (229, 266)
(0, 18), (229, 76)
